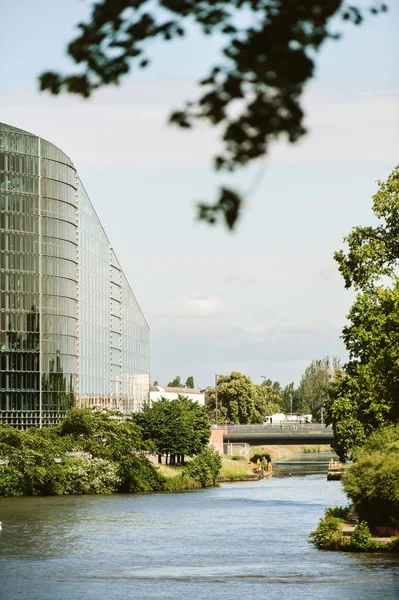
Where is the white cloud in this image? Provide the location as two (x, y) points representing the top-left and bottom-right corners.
(1, 85), (397, 172)
(0, 83), (219, 168)
(183, 294), (226, 318)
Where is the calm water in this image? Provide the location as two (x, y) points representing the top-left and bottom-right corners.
(0, 456), (398, 600)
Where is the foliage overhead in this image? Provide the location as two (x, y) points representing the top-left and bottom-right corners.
(39, 0), (387, 230)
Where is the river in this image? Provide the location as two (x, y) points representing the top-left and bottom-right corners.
(0, 454), (397, 600)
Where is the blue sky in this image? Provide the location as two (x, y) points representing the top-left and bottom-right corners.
(1, 0), (398, 387)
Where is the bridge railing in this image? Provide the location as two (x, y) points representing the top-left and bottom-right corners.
(216, 423), (332, 435)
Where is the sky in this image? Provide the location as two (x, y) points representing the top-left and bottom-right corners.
(1, 0), (398, 388)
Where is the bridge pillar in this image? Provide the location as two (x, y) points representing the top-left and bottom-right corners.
(210, 427), (227, 454)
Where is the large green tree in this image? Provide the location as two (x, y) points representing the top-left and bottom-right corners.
(205, 371), (263, 424)
(280, 381), (302, 415)
(256, 378), (283, 416)
(299, 357), (340, 420)
(39, 1), (387, 229)
(326, 166), (399, 459)
(133, 395), (210, 463)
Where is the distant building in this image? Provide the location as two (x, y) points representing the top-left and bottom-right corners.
(263, 413), (312, 424)
(149, 386), (205, 406)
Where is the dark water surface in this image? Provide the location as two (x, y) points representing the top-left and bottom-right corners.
(0, 456), (398, 600)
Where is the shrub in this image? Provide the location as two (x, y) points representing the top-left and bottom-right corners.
(117, 455), (166, 493)
(343, 450), (399, 528)
(325, 505), (351, 520)
(250, 452), (271, 464)
(350, 521), (372, 551)
(185, 446), (222, 487)
(0, 465), (24, 497)
(61, 455), (121, 495)
(309, 516), (350, 550)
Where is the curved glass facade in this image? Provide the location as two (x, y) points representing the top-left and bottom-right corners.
(0, 123), (150, 428)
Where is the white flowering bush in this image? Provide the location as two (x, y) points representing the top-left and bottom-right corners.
(62, 455), (120, 495)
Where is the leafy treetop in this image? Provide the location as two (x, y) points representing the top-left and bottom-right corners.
(168, 375), (182, 387)
(185, 376), (195, 389)
(133, 395), (210, 458)
(334, 166), (399, 291)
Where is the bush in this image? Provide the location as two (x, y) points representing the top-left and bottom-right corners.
(0, 465), (24, 497)
(325, 505), (351, 520)
(61, 455), (121, 495)
(185, 446), (222, 487)
(117, 455), (166, 493)
(350, 521), (372, 551)
(309, 516), (350, 550)
(250, 452), (271, 464)
(343, 449), (399, 528)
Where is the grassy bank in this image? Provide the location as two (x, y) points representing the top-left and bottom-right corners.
(157, 464), (202, 491)
(250, 444), (333, 462)
(218, 457), (259, 481)
(158, 457), (257, 486)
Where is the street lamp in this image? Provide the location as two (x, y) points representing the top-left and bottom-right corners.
(215, 374), (223, 426)
(261, 376), (267, 418)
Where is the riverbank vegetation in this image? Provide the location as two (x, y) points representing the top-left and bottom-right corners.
(326, 167), (399, 461)
(310, 509), (399, 553)
(0, 399), (222, 497)
(311, 425), (399, 551)
(311, 168), (399, 552)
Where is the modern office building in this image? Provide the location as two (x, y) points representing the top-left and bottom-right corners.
(0, 122), (150, 428)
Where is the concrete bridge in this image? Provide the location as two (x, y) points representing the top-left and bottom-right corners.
(212, 423), (334, 448)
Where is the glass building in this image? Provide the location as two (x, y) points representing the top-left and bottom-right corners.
(0, 122), (150, 428)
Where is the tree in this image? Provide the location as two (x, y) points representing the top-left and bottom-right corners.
(256, 378), (283, 415)
(58, 407), (144, 460)
(334, 166), (399, 291)
(153, 380), (159, 386)
(185, 376), (195, 389)
(133, 395), (210, 463)
(280, 382), (302, 415)
(39, 1), (388, 230)
(299, 357), (340, 420)
(205, 371), (263, 424)
(326, 167), (399, 459)
(168, 375), (182, 387)
(327, 284), (399, 459)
